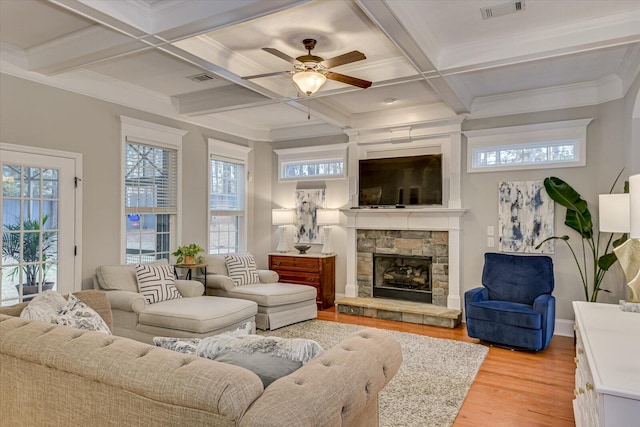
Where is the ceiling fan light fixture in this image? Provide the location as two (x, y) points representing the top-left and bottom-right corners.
(292, 70), (327, 95)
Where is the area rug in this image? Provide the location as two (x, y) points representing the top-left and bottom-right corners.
(259, 320), (488, 427)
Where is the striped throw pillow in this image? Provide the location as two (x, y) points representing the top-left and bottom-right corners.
(135, 264), (182, 304)
(224, 254), (260, 286)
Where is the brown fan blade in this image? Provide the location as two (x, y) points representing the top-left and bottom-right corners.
(242, 71), (293, 80)
(321, 51), (366, 69)
(262, 48), (301, 65)
(325, 71), (372, 89)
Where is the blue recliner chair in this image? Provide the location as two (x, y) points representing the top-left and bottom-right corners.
(465, 252), (555, 351)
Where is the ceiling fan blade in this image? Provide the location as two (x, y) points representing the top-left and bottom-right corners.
(325, 71), (372, 89)
(242, 70), (293, 79)
(321, 51), (366, 69)
(262, 47), (301, 65)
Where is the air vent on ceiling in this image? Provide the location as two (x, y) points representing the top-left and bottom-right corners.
(481, 0), (525, 19)
(187, 73), (217, 82)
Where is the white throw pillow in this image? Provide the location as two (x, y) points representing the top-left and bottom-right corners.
(20, 290), (67, 323)
(53, 294), (112, 334)
(135, 264), (182, 304)
(224, 254), (260, 286)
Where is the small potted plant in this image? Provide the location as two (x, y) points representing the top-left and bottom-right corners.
(172, 243), (204, 265)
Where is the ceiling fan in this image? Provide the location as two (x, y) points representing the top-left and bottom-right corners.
(242, 39), (372, 95)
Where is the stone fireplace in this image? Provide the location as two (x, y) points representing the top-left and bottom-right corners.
(358, 229), (449, 306)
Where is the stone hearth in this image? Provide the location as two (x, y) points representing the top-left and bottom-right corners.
(335, 297), (461, 328)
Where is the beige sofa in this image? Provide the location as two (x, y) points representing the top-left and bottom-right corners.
(201, 254), (317, 330)
(0, 291), (402, 427)
(93, 259), (258, 343)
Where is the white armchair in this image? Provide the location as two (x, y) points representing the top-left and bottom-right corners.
(93, 259), (257, 343)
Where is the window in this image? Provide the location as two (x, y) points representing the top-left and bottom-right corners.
(121, 117), (186, 264)
(275, 144), (347, 181)
(465, 119), (592, 173)
(208, 139), (251, 254)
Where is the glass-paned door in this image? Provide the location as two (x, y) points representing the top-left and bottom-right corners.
(1, 150), (75, 305)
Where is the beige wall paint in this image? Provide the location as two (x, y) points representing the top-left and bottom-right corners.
(463, 102), (628, 320)
(2, 72), (634, 322)
(0, 73), (265, 291)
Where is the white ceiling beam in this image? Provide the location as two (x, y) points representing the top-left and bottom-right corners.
(355, 0), (470, 115)
(173, 86), (271, 116)
(27, 25), (149, 75)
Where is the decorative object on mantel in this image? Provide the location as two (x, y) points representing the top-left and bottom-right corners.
(272, 209), (294, 253)
(316, 209), (339, 254)
(171, 243), (204, 265)
(498, 181), (554, 253)
(536, 173), (628, 302)
(294, 188), (325, 244)
(293, 244), (311, 254)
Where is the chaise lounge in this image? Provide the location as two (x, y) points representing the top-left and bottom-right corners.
(93, 259), (258, 343)
(200, 254), (318, 330)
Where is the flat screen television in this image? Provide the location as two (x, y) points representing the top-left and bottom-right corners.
(358, 154), (443, 206)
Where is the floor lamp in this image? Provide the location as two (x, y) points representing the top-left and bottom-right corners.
(272, 209), (293, 253)
(317, 209), (339, 254)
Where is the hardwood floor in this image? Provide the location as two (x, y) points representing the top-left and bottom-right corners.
(318, 308), (576, 426)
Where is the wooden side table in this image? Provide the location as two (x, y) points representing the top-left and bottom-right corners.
(173, 263), (207, 287)
(268, 253), (335, 310)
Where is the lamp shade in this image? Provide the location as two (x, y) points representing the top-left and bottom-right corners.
(631, 174), (640, 239)
(316, 209), (339, 226)
(272, 209), (293, 225)
(292, 70), (327, 95)
(599, 194), (630, 233)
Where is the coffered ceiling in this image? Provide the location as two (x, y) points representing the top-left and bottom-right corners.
(1, 0), (639, 141)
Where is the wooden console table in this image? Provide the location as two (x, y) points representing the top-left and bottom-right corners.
(572, 301), (640, 426)
(269, 253), (335, 310)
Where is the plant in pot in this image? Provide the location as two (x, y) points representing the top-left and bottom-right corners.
(172, 243), (205, 265)
(535, 174), (628, 302)
(2, 214), (57, 297)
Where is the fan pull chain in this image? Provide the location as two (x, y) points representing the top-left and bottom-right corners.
(308, 100), (311, 120)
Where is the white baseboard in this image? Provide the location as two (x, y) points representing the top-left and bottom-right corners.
(555, 318), (575, 337)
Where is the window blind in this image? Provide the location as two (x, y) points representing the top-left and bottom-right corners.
(125, 142), (177, 213)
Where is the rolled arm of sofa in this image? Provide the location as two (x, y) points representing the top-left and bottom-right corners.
(103, 290), (146, 313)
(174, 280), (204, 297)
(240, 328), (402, 427)
(258, 270), (279, 283)
(205, 274), (234, 291)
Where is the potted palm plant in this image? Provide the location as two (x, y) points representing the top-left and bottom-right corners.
(172, 243), (205, 265)
(2, 214), (57, 296)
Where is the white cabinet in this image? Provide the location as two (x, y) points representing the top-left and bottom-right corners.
(573, 301), (640, 427)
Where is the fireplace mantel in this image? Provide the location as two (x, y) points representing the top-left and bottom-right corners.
(342, 208), (467, 310)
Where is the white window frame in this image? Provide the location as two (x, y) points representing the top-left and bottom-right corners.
(120, 116), (187, 264)
(275, 143), (348, 182)
(208, 139), (251, 254)
(464, 118), (592, 173)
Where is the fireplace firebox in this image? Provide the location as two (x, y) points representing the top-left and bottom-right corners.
(373, 254), (432, 303)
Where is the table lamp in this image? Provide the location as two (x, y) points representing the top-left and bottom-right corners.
(272, 209), (293, 253)
(316, 209), (339, 254)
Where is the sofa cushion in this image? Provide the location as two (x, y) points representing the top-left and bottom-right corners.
(225, 283), (317, 307)
(197, 334), (322, 388)
(138, 296), (257, 334)
(19, 290), (67, 322)
(224, 254), (260, 286)
(135, 264), (182, 304)
(466, 300), (542, 329)
(96, 259), (168, 293)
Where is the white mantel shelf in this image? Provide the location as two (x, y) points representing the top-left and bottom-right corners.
(342, 208), (467, 231)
